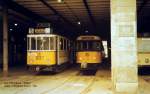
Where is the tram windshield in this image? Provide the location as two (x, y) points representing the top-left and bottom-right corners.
(27, 36), (55, 51)
(77, 41), (104, 51)
(37, 37), (49, 50)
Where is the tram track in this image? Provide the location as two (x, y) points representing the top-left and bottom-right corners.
(13, 69), (78, 94)
(40, 76), (95, 94)
(79, 77), (96, 94)
(40, 75), (77, 94)
(0, 68), (114, 94)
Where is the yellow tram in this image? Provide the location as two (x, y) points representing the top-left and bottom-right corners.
(27, 25), (71, 72)
(76, 35), (104, 70)
(137, 38), (150, 67)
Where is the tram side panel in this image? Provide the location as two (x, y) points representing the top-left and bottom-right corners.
(137, 38), (150, 67)
(56, 37), (70, 66)
(57, 51), (69, 65)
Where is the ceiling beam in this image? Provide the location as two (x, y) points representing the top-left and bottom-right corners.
(138, 0), (149, 14)
(137, 0), (150, 32)
(39, 0), (75, 27)
(83, 0), (96, 27)
(2, 0), (50, 23)
(8, 12), (33, 26)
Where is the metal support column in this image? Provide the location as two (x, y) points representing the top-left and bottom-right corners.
(2, 5), (8, 77)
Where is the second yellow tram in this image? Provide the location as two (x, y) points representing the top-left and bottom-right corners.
(137, 38), (150, 67)
(76, 35), (104, 70)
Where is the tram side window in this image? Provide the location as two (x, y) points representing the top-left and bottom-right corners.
(88, 42), (93, 49)
(100, 42), (104, 51)
(66, 40), (68, 50)
(50, 37), (54, 50)
(31, 37), (36, 50)
(64, 39), (67, 50)
(77, 42), (83, 51)
(37, 37), (42, 50)
(68, 40), (70, 50)
(93, 42), (101, 50)
(43, 37), (49, 50)
(67, 40), (69, 50)
(82, 42), (87, 50)
(94, 42), (104, 51)
(63, 39), (64, 50)
(27, 37), (30, 50)
(60, 38), (63, 50)
(75, 42), (79, 50)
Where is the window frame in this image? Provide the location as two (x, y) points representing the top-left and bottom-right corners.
(27, 35), (56, 51)
(76, 40), (103, 51)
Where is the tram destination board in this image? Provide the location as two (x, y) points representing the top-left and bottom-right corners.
(29, 28), (51, 34)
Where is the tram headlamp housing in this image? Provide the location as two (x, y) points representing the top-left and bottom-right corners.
(93, 57), (96, 59)
(58, 0), (64, 3)
(79, 57), (83, 60)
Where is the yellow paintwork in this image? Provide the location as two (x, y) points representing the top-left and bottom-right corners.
(27, 51), (56, 65)
(76, 51), (102, 63)
(137, 38), (150, 66)
(138, 52), (150, 66)
(58, 51), (69, 64)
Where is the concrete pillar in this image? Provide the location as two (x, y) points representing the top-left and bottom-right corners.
(111, 0), (138, 94)
(2, 4), (8, 77)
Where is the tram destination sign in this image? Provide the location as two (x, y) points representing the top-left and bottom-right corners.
(29, 28), (51, 34)
(77, 36), (101, 40)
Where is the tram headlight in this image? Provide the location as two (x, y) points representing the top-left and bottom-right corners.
(93, 57), (96, 60)
(29, 58), (34, 63)
(79, 57), (83, 60)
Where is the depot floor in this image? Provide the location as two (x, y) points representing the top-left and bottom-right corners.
(0, 65), (150, 94)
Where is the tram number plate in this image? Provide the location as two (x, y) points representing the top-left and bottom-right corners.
(85, 53), (89, 56)
(145, 58), (149, 63)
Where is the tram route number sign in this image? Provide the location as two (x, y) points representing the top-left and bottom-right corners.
(82, 37), (95, 40)
(35, 28), (45, 34)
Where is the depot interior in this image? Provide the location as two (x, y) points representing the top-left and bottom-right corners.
(0, 0), (150, 73)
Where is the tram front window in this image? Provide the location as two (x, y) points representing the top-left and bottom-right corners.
(28, 36), (56, 51)
(31, 37), (36, 50)
(77, 41), (103, 51)
(37, 37), (49, 50)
